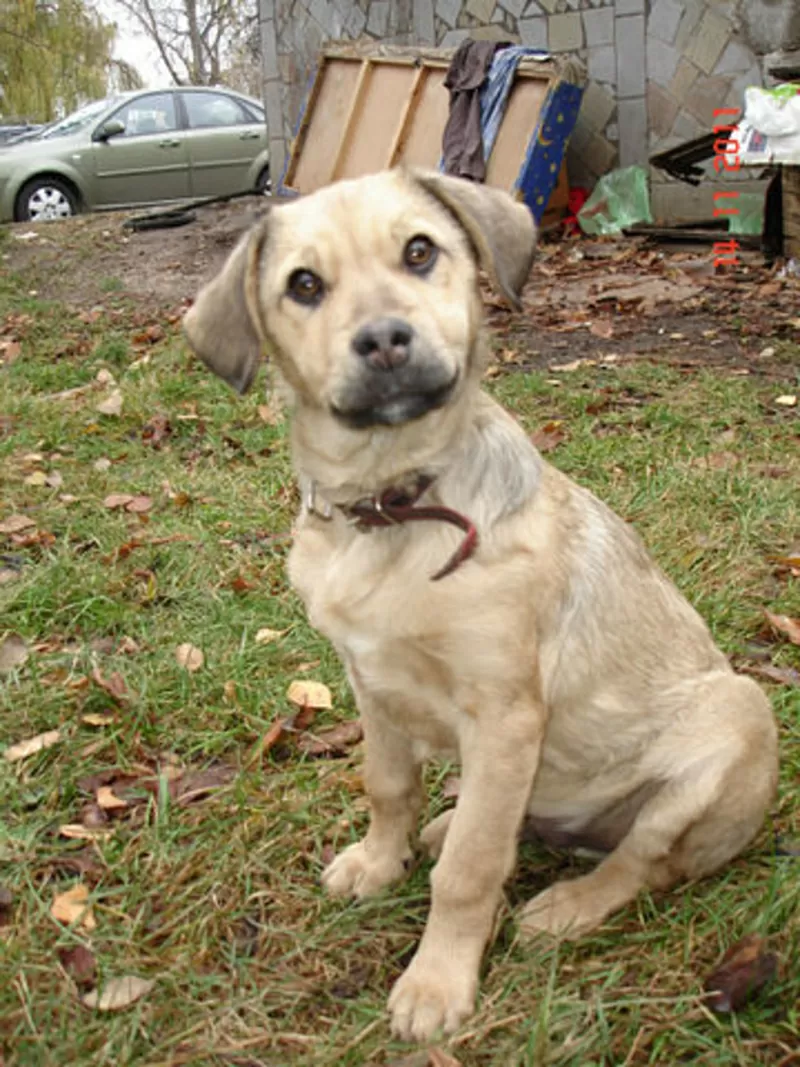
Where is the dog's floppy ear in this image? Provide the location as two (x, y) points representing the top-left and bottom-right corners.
(183, 215), (270, 394)
(410, 170), (537, 310)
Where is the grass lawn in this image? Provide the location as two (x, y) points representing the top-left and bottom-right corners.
(1, 225), (799, 1067)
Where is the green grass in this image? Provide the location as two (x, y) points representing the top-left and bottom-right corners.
(1, 239), (799, 1067)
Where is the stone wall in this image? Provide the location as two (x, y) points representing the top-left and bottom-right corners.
(259, 0), (771, 221)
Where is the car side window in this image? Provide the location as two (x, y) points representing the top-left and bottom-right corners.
(184, 92), (251, 129)
(110, 94), (177, 137)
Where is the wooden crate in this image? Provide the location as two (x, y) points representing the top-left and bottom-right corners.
(784, 165), (800, 257)
(279, 44), (584, 225)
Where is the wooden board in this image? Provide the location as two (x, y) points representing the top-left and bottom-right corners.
(783, 165), (800, 257)
(484, 77), (549, 192)
(394, 67), (450, 168)
(283, 48), (564, 202)
(290, 59), (362, 192)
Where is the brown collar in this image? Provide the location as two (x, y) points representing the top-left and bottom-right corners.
(339, 475), (478, 581)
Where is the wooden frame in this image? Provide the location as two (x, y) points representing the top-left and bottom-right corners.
(280, 45), (581, 222)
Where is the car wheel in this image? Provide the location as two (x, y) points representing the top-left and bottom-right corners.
(16, 177), (79, 223)
(255, 167), (271, 195)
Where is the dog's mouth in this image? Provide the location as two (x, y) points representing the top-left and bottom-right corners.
(331, 372), (458, 429)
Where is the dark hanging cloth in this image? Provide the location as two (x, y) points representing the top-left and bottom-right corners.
(441, 38), (511, 182)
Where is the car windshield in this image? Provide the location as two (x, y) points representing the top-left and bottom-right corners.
(40, 98), (120, 140)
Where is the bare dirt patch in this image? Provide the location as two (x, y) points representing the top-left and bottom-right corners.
(4, 196), (271, 311)
(3, 198), (799, 373)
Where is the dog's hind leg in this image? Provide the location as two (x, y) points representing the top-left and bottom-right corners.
(519, 675), (778, 940)
(419, 808), (455, 860)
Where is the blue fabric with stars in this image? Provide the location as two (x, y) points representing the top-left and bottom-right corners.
(439, 45), (584, 224)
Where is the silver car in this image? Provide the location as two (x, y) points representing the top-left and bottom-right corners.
(0, 86), (270, 223)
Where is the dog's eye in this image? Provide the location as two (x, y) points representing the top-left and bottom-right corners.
(287, 269), (324, 307)
(403, 235), (438, 274)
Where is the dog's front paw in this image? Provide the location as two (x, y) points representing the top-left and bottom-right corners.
(322, 840), (410, 899)
(388, 955), (476, 1042)
(518, 877), (605, 940)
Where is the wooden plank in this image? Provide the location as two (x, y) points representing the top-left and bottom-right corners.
(396, 67), (450, 169)
(287, 47), (562, 195)
(387, 66), (427, 167)
(484, 77), (549, 193)
(330, 60), (374, 181)
(539, 158), (570, 230)
(289, 59), (362, 192)
(783, 166), (800, 257)
(283, 57), (328, 191)
(337, 63), (417, 179)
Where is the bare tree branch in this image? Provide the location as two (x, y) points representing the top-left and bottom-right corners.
(107, 0), (257, 91)
(112, 0), (187, 84)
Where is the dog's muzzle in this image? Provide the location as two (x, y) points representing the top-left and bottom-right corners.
(331, 318), (457, 429)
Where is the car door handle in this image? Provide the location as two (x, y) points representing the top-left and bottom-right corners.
(239, 131), (261, 140)
(159, 138), (181, 148)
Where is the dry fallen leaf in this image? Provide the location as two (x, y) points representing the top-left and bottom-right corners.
(175, 643), (204, 672)
(81, 712), (116, 727)
(0, 633), (29, 672)
(531, 421), (567, 453)
(103, 493), (134, 510)
(0, 514), (35, 535)
(4, 729), (61, 762)
(246, 718), (287, 767)
(81, 803), (110, 829)
(692, 450), (739, 471)
(47, 847), (106, 880)
(297, 720), (363, 757)
(257, 398), (283, 424)
(774, 395), (797, 407)
(287, 679), (332, 710)
(96, 786), (128, 811)
(589, 318), (614, 339)
(91, 668), (130, 704)
(0, 885), (14, 927)
(551, 357), (596, 373)
(0, 339), (21, 365)
(51, 884), (96, 932)
(126, 495), (152, 514)
(705, 934), (778, 1013)
(96, 390), (123, 417)
(24, 470), (48, 487)
(255, 627), (285, 645)
(93, 457), (112, 473)
(229, 574), (256, 593)
(58, 945), (97, 989)
(82, 975), (154, 1011)
(174, 765), (236, 805)
(738, 662), (800, 687)
(763, 610), (800, 647)
(59, 824), (114, 842)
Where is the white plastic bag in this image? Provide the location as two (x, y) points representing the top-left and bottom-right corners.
(743, 85), (800, 137)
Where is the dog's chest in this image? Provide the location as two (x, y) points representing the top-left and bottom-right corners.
(289, 525), (472, 755)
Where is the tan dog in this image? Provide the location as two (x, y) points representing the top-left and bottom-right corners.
(183, 169), (779, 1043)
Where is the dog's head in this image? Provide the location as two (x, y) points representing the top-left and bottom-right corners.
(183, 169), (536, 430)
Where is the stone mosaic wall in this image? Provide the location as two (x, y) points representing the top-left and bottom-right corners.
(258, 0), (767, 221)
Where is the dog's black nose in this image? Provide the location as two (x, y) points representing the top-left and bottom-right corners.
(351, 318), (413, 370)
